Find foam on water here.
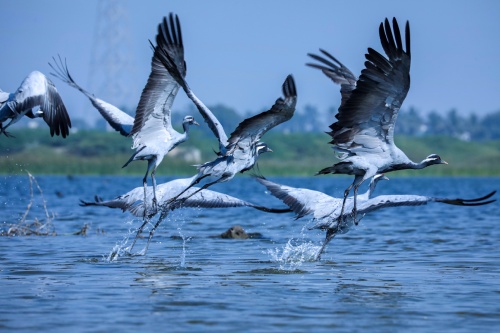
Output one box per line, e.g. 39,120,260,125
267,239,320,269
106,233,131,262
105,220,145,262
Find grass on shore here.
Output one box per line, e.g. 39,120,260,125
1,129,499,176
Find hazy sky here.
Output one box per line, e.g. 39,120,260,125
1,0,499,126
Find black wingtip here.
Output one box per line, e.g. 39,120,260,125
249,171,266,181
307,51,342,70
151,12,187,92
252,205,292,214
378,17,410,60
405,20,411,57
79,195,104,207
438,190,497,206
79,199,91,207
463,199,496,206
464,190,496,202
282,74,297,98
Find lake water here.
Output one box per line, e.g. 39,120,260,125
1,175,499,332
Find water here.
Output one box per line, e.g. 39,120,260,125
1,175,499,332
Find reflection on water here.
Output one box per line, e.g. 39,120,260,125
0,175,499,332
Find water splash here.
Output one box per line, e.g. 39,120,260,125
267,223,322,270
267,239,320,270
105,222,139,262
176,227,186,267
106,234,130,262
174,212,192,267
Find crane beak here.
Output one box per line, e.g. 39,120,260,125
193,121,200,126
441,160,448,165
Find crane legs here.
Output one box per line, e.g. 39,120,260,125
339,183,355,224
315,228,337,261
340,175,364,224
173,176,227,206
141,159,159,218
162,173,211,207
128,205,171,255
0,119,16,137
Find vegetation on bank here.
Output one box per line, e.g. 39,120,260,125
0,128,499,176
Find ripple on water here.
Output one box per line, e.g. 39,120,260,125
239,267,309,275
1,176,499,333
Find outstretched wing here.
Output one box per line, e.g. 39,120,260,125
129,13,184,146
255,176,339,220
326,18,411,155
0,90,9,103
49,56,134,136
152,14,229,153
11,71,71,137
79,186,144,212
226,75,297,152
307,49,357,108
357,191,496,215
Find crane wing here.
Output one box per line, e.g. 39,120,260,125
226,75,297,153
11,71,71,137
255,177,339,220
87,98,134,136
129,13,184,147
0,90,9,103
49,56,134,136
307,49,357,108
357,191,496,215
326,18,411,155
152,15,229,153
88,174,278,217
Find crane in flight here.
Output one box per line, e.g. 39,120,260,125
256,176,496,260
122,13,199,215
151,13,297,208
307,18,447,224
80,176,290,254
0,71,71,138
49,55,134,137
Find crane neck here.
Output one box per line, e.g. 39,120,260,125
182,121,191,134
385,160,424,172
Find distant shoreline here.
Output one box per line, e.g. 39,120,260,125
1,129,499,177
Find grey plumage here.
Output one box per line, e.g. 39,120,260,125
307,18,447,224
152,14,297,158
122,13,199,214
80,175,290,254
0,70,71,138
149,13,297,208
49,55,134,136
158,74,297,208
256,176,496,260
80,175,290,217
98,12,297,255
126,73,296,255
152,16,228,155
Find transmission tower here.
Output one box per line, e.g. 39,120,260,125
87,0,135,127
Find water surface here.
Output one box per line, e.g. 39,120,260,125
1,175,499,332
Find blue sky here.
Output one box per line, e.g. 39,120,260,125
1,0,499,126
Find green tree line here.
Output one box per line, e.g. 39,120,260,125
1,128,499,176
171,104,500,141
69,103,500,141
